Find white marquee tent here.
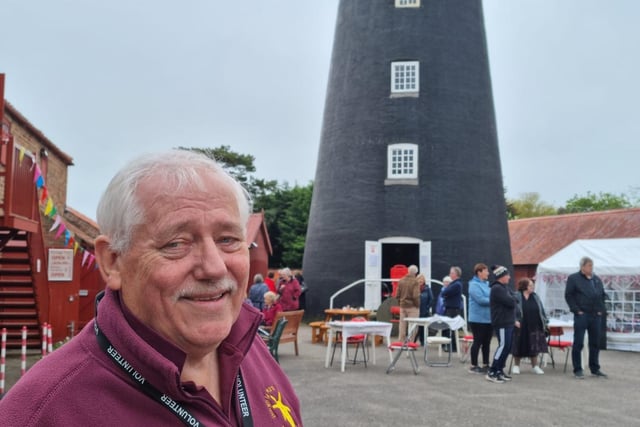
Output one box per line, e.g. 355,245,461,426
535,238,640,352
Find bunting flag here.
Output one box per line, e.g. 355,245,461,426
24,145,98,270
54,222,66,240
40,186,48,204
44,198,54,216
49,215,62,232
33,164,42,184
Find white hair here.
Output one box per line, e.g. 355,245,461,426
408,265,419,275
96,150,252,254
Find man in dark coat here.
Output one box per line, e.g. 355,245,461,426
565,256,607,379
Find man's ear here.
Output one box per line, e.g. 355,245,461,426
94,236,123,291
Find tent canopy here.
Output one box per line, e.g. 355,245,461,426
537,238,640,277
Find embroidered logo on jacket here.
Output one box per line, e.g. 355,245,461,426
264,386,296,427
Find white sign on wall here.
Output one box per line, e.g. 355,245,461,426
48,248,74,281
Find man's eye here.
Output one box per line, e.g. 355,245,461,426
218,237,243,251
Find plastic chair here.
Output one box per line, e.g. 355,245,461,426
425,320,452,366
267,317,288,363
547,326,572,373
330,316,368,367
387,323,420,374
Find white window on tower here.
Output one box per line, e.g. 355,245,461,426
386,143,418,185
391,61,419,97
395,0,420,8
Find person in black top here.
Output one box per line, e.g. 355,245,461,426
511,278,548,375
486,265,517,384
565,256,607,379
440,266,463,352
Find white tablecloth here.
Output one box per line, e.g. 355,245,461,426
404,316,467,362
324,321,393,372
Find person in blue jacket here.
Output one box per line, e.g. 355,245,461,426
440,266,464,352
467,263,492,374
416,273,433,345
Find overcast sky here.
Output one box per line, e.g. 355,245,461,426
2,1,638,221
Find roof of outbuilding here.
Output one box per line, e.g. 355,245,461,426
247,211,273,255
5,101,74,165
509,208,640,265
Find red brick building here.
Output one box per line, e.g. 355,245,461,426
1,74,103,346
509,208,640,283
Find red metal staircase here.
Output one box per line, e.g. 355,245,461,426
0,230,41,347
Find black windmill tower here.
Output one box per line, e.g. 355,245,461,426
303,0,512,316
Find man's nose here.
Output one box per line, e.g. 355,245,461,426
194,239,227,279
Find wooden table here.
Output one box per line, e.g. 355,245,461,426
324,308,372,322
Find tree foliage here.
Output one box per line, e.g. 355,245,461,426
178,146,311,268
561,191,632,214
508,192,557,219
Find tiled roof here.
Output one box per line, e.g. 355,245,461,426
4,101,74,165
509,208,640,265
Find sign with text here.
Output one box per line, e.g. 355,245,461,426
48,248,74,281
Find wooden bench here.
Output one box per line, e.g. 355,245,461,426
309,321,330,344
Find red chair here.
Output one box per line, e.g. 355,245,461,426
330,316,368,367
547,326,572,373
387,323,420,374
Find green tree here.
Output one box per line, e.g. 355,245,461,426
177,146,279,201
177,146,311,268
254,183,313,268
562,191,632,213
508,192,557,219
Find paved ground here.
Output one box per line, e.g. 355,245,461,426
3,325,640,426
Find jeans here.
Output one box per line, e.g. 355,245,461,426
572,313,601,374
489,326,514,375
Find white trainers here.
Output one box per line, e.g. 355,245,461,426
511,365,520,375
532,366,544,375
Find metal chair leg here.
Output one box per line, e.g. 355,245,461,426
386,348,404,374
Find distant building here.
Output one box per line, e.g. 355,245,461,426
509,208,640,281
303,1,512,316
1,74,103,346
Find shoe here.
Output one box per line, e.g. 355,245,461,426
574,371,585,379
532,366,545,375
468,366,483,374
485,372,505,384
591,370,608,378
511,365,520,375
499,372,512,381
481,366,489,373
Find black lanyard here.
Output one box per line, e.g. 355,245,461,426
94,291,254,427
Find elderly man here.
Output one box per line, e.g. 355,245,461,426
396,265,421,341
440,266,464,352
0,151,302,426
565,256,607,379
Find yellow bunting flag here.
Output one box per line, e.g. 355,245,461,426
19,147,25,164
44,198,54,216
